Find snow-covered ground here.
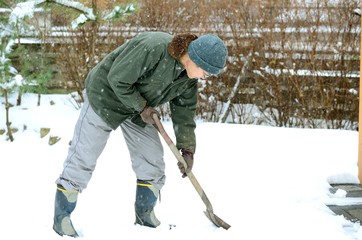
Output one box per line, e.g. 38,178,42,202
1,93,362,240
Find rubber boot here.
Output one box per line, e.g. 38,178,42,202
135,180,161,228
53,184,79,237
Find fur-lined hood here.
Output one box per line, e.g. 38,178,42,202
168,33,198,60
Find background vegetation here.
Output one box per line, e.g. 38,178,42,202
1,0,361,130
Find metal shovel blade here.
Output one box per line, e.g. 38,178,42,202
204,210,231,230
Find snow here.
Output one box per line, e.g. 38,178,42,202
9,0,134,31
103,4,136,20
1,0,361,237
259,67,360,78
71,14,89,29
1,93,362,239
0,74,23,89
9,1,36,24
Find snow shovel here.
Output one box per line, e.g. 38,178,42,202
152,114,231,230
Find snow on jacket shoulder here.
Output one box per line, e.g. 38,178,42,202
85,31,197,151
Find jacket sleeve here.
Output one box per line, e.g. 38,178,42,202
170,79,198,152
107,43,162,112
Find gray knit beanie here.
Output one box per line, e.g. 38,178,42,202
188,34,228,75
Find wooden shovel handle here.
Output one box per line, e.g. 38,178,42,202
152,114,214,212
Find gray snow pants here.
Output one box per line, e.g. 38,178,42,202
56,94,165,192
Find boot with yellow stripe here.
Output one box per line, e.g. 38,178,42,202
135,180,161,228
53,184,79,237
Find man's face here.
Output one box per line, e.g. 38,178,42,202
184,57,210,80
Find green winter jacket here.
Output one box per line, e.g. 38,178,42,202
85,32,197,151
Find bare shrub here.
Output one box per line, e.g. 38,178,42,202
43,0,360,130
50,23,128,102
208,0,359,129
46,1,133,103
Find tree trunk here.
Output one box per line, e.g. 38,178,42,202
16,90,22,106
4,89,14,141
37,93,41,106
